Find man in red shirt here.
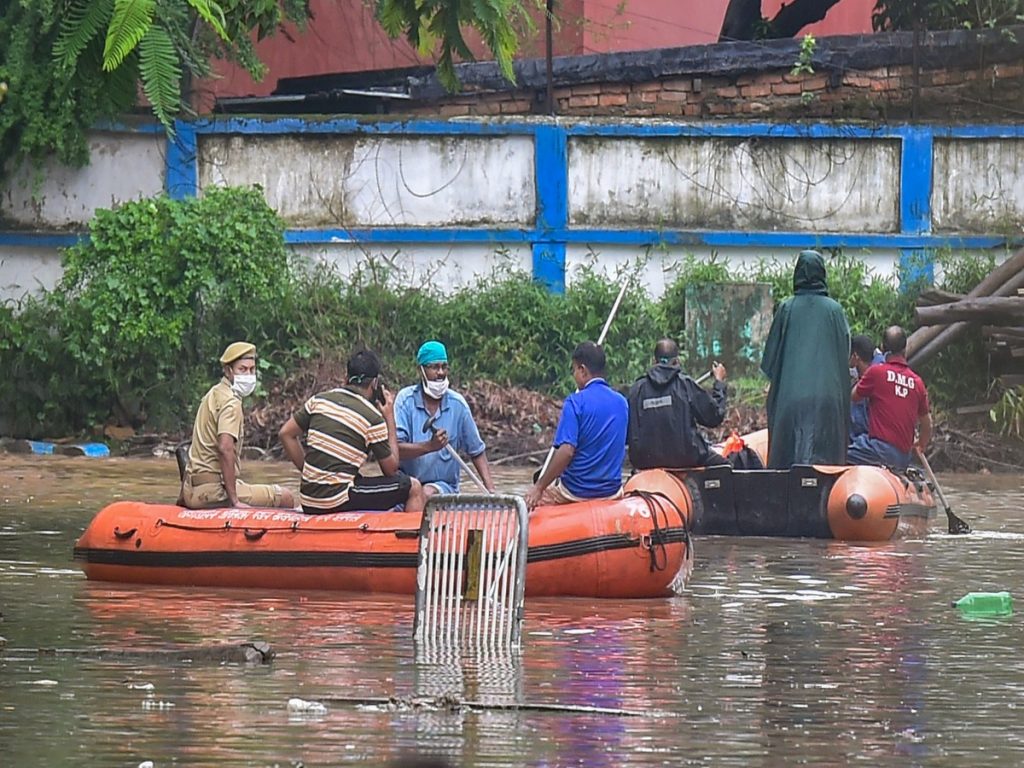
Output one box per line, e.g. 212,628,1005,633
848,326,932,470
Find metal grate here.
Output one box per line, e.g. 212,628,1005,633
413,494,528,651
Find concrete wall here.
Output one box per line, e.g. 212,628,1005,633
1,132,166,229
291,242,533,293
567,136,901,231
932,138,1024,234
3,118,1023,304
0,247,64,299
198,134,536,228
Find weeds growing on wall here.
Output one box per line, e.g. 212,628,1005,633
0,187,1008,437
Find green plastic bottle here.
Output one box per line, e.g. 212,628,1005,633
952,591,1014,616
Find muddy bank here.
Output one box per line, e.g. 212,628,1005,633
5,369,1019,472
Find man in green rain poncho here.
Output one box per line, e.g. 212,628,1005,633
760,250,851,468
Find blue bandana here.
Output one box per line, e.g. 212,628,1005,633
416,340,448,366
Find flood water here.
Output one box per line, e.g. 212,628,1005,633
2,455,1023,766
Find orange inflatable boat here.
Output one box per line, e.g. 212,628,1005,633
73,470,691,598
625,429,936,542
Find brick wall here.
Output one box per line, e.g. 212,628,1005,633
405,60,1024,121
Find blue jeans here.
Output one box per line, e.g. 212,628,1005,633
847,434,912,471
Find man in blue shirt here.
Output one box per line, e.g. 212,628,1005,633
524,341,628,510
395,340,495,498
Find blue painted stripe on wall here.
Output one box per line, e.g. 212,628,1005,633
285,229,535,244
899,248,936,287
277,228,1014,250
0,233,83,247
900,128,934,235
532,243,568,292
2,228,1014,252
80,118,1024,141
533,124,569,292
191,117,542,136
166,121,199,199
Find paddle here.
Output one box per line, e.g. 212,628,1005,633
535,275,632,481
915,447,970,535
423,411,491,494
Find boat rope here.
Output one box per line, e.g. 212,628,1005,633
625,490,689,572
153,518,420,538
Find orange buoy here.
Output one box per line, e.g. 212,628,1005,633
826,465,902,541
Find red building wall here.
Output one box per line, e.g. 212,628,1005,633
199,0,876,105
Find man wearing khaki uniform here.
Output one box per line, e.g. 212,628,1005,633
180,342,294,509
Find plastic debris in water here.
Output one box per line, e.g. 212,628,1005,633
139,761,155,768
287,697,327,715
952,591,1013,617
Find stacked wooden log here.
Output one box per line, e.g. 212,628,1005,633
907,247,1024,368
913,247,1024,370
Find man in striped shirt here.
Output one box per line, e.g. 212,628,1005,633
278,350,426,514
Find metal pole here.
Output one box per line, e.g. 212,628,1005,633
545,0,555,115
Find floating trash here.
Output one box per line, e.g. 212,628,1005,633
287,697,327,715
953,591,1013,617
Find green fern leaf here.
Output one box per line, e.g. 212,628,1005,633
185,0,229,40
54,0,115,68
137,25,182,129
103,0,156,72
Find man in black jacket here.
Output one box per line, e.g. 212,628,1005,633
627,338,728,470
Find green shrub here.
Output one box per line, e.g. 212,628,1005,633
0,186,294,435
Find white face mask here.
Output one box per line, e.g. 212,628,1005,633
421,368,449,400
849,367,859,380
231,373,257,398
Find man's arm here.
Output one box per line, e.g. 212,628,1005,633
524,444,575,510
398,430,449,460
216,433,245,507
916,412,933,453
278,417,306,471
459,408,494,492
471,450,496,493
851,366,875,403
691,363,728,427
377,388,402,476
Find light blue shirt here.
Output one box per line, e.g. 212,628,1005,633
394,385,486,493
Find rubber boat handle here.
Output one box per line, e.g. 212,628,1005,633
113,527,137,540
244,528,268,541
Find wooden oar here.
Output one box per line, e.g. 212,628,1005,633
423,412,490,494
915,448,970,535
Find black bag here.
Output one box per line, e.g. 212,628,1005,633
728,446,764,470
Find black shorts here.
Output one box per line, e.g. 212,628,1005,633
302,472,412,514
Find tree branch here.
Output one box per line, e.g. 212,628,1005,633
769,0,845,38
719,0,763,41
